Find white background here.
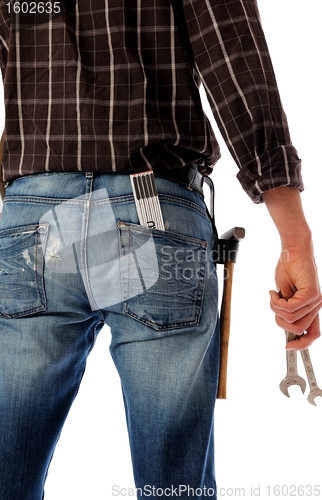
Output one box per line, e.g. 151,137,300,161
1,1,321,498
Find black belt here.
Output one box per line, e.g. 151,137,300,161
155,164,203,194
155,164,214,220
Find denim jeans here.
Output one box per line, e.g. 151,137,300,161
0,171,220,499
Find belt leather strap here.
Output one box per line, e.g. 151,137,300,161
155,164,204,196
155,164,215,226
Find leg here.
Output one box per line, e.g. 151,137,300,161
107,176,219,499
0,174,104,499
110,319,219,499
0,312,100,499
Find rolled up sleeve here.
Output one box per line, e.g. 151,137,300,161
182,0,304,202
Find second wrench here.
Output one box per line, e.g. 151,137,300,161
300,348,322,406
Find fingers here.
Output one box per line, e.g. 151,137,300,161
269,289,322,349
285,316,321,351
270,288,322,313
269,289,322,331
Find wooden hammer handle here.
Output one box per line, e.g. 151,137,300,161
217,260,234,399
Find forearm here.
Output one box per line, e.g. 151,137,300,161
262,186,312,251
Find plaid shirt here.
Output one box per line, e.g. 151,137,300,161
0,0,303,202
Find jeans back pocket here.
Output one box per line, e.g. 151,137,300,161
118,222,207,332
0,224,48,318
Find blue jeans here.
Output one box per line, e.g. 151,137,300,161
0,172,220,499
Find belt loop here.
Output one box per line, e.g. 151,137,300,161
187,163,198,191
187,163,204,195
203,176,214,221
85,171,94,196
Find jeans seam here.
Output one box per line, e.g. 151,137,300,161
4,196,87,206
80,177,101,312
159,194,209,219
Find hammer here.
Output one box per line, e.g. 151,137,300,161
216,227,245,399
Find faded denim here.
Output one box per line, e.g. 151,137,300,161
0,171,220,499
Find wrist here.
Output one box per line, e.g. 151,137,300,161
280,224,312,253
262,186,312,251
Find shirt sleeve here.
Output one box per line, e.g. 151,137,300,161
181,0,303,203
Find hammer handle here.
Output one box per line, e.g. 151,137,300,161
217,260,234,399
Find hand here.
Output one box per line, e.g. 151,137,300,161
262,186,322,351
269,245,322,350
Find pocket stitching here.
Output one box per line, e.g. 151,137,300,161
0,224,49,319
118,222,207,332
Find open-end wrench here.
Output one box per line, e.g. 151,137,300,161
300,348,322,406
279,331,306,397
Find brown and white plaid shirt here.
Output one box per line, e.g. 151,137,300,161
0,0,303,202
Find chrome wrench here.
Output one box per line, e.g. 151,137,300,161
279,331,306,397
300,348,322,406
278,288,321,405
